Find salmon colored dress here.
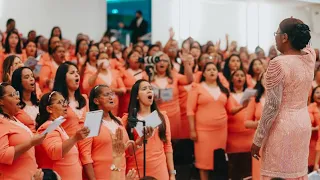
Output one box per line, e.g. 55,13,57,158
308,103,320,166
62,95,89,137
148,72,191,139
122,112,173,180
36,121,83,180
178,71,202,139
253,47,316,179
226,92,255,153
15,109,37,133
78,119,129,180
39,58,59,94
82,64,125,116
118,68,144,117
187,83,228,170
247,97,265,180
0,116,37,179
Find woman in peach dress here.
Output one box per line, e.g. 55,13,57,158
251,18,316,179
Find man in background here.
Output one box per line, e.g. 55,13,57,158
118,10,148,44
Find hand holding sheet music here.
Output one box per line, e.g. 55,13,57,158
41,116,65,135
84,110,104,137
135,110,162,137
240,89,257,105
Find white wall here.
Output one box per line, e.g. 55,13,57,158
0,0,107,42
152,0,320,53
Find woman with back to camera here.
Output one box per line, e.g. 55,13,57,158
122,79,175,180
0,83,46,179
251,18,315,179
35,91,89,180
11,67,39,133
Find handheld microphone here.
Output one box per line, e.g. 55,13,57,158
138,56,160,64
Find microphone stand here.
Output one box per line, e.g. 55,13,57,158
129,117,147,178
145,65,153,83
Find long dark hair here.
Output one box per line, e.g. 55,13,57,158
53,62,86,109
2,55,20,83
4,31,22,54
89,84,121,125
50,26,63,40
311,86,320,103
127,79,167,142
223,54,243,81
75,39,87,56
0,83,11,118
36,92,60,130
11,67,39,109
200,62,229,97
247,59,263,77
229,69,248,93
254,73,265,103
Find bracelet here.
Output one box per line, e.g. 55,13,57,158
110,164,121,172
169,170,176,175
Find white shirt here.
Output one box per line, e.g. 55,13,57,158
137,17,143,27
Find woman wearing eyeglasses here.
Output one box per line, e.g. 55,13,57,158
79,85,130,180
123,79,175,180
53,62,88,137
35,91,90,180
11,67,39,133
147,51,193,139
0,83,46,179
82,44,126,116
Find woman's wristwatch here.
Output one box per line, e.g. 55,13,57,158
169,170,176,175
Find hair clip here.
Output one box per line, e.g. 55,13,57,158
48,91,56,103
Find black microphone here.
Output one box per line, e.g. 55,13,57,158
128,108,138,128
138,56,160,64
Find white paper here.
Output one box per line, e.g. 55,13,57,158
240,89,257,105
308,171,320,180
134,110,162,137
42,116,65,135
160,88,173,102
84,110,103,137
24,57,38,67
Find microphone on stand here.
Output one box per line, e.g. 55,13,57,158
128,108,138,128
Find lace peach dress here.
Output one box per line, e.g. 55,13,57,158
253,47,316,179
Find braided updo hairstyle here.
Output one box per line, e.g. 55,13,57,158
279,18,311,50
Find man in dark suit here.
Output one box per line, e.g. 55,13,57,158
119,10,148,44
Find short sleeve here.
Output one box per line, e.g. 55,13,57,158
265,58,285,90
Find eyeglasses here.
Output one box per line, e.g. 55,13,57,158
2,91,20,98
52,99,69,106
99,92,115,98
274,32,284,36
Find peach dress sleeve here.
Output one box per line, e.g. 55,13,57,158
0,118,37,179
36,121,82,180
124,111,172,180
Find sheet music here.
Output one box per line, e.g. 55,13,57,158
84,110,104,137
135,110,162,137
240,89,257,105
41,116,65,135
